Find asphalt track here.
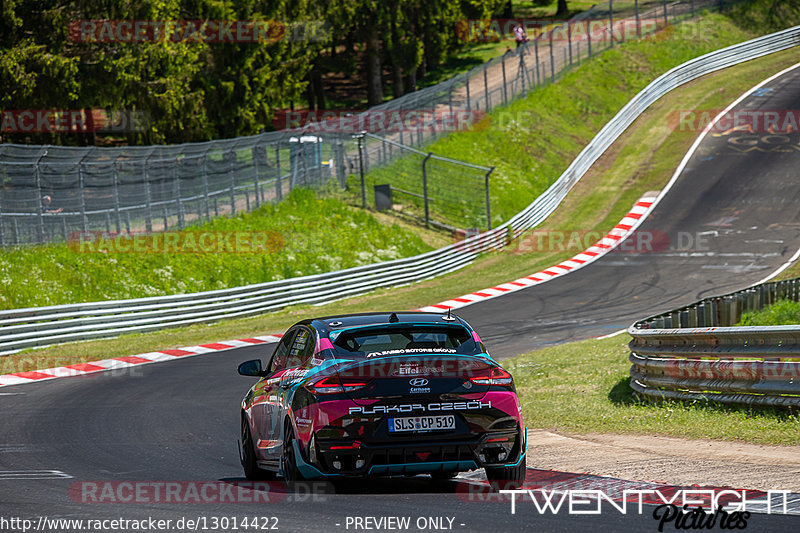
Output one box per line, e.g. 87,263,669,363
2,65,800,532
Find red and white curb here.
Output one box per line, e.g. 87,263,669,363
0,335,282,388
0,196,656,389
418,195,658,313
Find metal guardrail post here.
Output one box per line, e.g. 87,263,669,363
422,153,432,228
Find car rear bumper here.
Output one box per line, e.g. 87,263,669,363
294,426,526,479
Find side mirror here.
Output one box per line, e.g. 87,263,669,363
238,359,264,377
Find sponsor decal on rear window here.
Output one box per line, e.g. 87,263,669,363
365,348,457,358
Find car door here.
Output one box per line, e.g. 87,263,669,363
251,329,297,460
273,327,316,444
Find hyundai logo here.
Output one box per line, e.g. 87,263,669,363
409,378,429,387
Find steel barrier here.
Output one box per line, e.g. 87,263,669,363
629,278,800,407
2,25,800,354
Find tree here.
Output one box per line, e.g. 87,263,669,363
556,0,569,18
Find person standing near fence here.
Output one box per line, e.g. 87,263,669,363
42,195,62,213
513,24,528,49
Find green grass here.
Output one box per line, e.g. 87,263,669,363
0,189,436,309
507,335,800,445
739,299,800,326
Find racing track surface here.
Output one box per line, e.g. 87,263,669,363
2,65,800,532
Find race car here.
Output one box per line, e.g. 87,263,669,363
237,311,526,482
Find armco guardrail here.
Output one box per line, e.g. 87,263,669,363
2,25,799,354
629,278,800,407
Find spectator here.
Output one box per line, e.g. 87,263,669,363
513,24,528,49
42,195,62,213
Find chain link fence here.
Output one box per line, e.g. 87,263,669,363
0,0,735,245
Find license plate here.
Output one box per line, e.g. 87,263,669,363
388,415,456,433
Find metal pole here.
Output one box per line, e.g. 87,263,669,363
144,153,153,232
609,0,614,48
567,22,572,65
549,28,555,82
501,54,508,103
356,132,366,209
663,0,668,25
635,0,640,38
229,150,235,214
519,50,527,95
275,145,282,202
483,64,489,110
78,161,88,233
465,74,471,110
34,156,45,243
422,153,432,228
485,167,494,231
587,20,592,57
691,0,695,17
534,36,540,86
112,161,121,233
201,153,210,220
253,145,261,208
175,159,184,229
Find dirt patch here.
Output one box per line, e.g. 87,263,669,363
526,429,800,491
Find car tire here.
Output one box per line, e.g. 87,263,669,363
484,461,526,483
241,418,274,481
281,422,304,483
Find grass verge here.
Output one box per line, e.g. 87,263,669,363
739,299,800,326
0,189,439,309
3,45,799,374
507,334,800,446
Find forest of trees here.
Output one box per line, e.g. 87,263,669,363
0,0,517,145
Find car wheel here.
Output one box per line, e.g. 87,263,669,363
484,461,526,483
281,422,304,483
241,418,274,481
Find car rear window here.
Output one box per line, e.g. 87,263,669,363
328,325,480,358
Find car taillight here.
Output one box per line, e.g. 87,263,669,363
469,367,514,387
307,375,368,395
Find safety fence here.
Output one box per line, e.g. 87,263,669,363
629,278,800,407
0,0,733,245
1,24,798,354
